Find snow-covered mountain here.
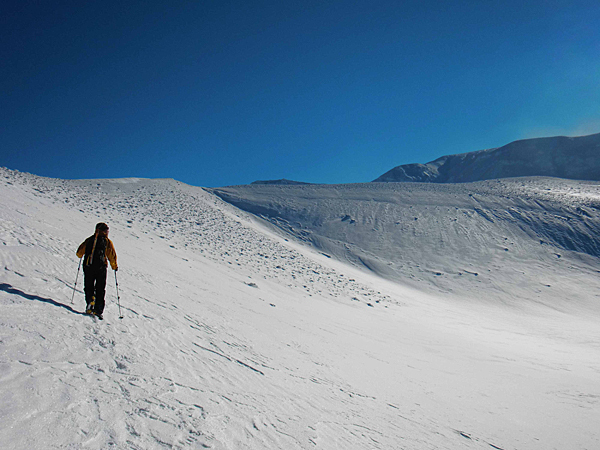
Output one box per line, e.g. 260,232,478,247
2,167,599,450
374,132,600,183
251,179,313,186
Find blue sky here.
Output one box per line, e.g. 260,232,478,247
2,1,599,187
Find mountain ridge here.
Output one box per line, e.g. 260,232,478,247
250,178,313,186
374,132,600,183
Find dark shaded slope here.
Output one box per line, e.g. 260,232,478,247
251,179,313,185
374,133,600,183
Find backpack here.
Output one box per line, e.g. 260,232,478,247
84,235,108,268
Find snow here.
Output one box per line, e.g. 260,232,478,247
1,167,599,449
212,178,600,313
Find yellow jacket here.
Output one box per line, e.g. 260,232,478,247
76,234,118,270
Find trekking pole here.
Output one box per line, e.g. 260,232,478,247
115,271,123,319
71,258,82,304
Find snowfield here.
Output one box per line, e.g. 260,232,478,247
212,179,600,312
1,167,599,450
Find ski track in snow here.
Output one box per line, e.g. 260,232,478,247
1,167,599,450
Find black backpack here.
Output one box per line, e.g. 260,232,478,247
84,235,107,268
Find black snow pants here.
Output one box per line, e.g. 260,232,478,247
84,265,107,314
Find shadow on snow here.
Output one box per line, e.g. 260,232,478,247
0,283,85,315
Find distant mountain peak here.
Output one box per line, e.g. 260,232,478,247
374,132,600,183
251,178,312,185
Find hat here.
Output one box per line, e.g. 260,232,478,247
95,222,109,231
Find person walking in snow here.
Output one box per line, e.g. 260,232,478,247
76,222,118,319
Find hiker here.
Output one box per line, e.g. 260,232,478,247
76,222,118,319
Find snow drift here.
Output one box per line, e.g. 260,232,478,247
1,167,599,450
212,178,600,312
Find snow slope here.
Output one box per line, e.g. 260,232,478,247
1,167,599,450
212,179,600,312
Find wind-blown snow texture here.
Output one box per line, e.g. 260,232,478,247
213,179,600,311
374,132,600,183
1,167,599,450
